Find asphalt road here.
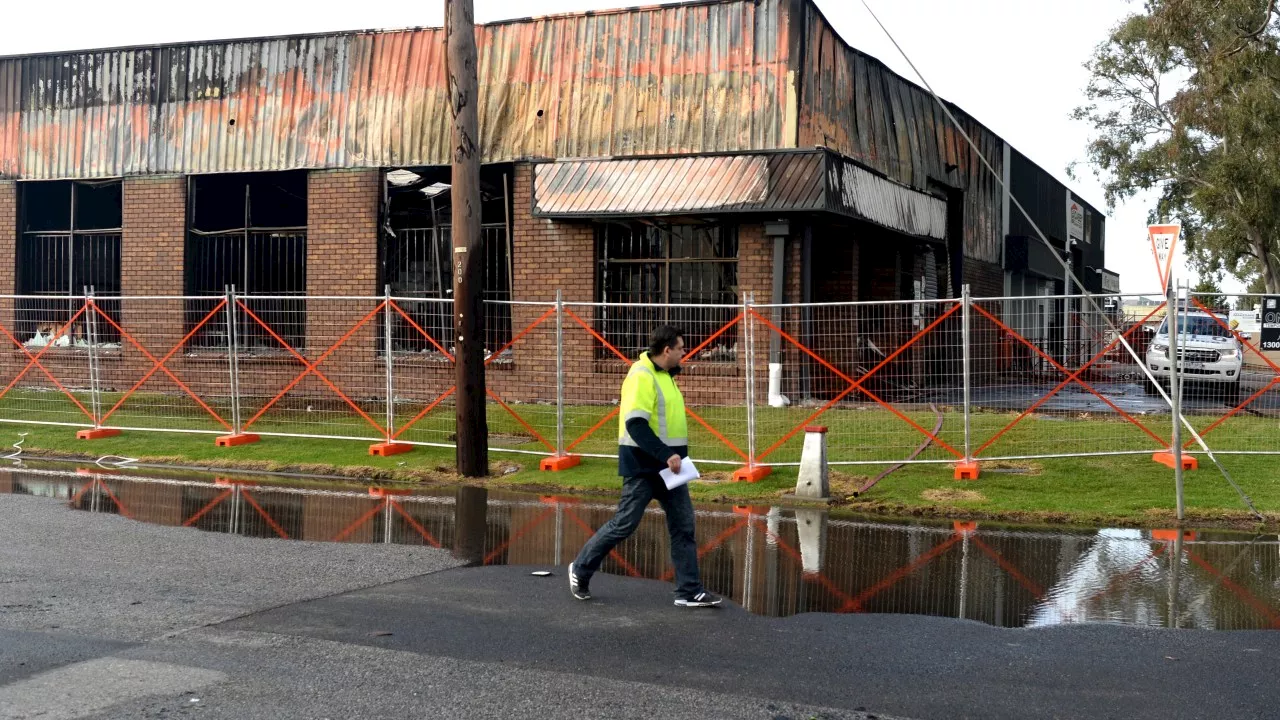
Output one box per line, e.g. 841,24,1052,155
3,493,1278,719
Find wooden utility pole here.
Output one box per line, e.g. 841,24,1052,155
447,0,488,477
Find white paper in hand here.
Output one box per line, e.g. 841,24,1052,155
659,457,700,490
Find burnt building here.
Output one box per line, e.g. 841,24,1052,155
0,0,1114,408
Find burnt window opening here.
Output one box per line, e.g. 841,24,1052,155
16,179,122,348
595,221,739,361
379,166,513,360
184,171,308,352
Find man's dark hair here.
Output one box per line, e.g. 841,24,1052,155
648,325,685,357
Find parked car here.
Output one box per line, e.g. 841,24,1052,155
1143,308,1243,399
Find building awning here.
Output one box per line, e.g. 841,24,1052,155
532,149,948,241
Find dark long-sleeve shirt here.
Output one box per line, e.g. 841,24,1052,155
618,417,689,477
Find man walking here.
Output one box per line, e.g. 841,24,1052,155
568,325,722,607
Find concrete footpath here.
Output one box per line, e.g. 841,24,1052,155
2,494,1278,720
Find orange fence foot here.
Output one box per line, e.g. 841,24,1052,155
1151,529,1197,542
216,434,261,447
540,455,582,471
953,461,980,480
1152,451,1198,471
369,442,413,457
76,428,121,440
732,465,772,483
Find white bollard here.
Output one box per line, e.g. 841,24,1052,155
795,425,829,499
767,362,790,407
794,508,828,576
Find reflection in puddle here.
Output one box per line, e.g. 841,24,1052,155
4,465,1278,630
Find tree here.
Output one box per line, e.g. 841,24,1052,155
1191,274,1223,295
1072,0,1280,292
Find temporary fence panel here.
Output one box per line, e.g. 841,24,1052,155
1181,293,1280,456
559,300,750,468
750,298,967,469
967,293,1173,461
236,296,390,443
93,296,235,435
0,295,97,429
478,300,560,459
5,290,1280,475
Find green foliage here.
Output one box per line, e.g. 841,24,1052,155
1073,0,1280,292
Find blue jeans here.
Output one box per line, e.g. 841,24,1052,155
572,473,703,599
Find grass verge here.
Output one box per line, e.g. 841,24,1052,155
5,421,1277,530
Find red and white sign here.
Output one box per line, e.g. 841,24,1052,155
1147,223,1181,290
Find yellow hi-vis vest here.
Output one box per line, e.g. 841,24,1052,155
618,351,688,448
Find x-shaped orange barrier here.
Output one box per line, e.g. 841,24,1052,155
70,475,131,518
330,488,441,546
1179,298,1280,450
389,303,557,452
181,480,289,539
557,308,750,461
0,303,95,422
89,299,233,431
1184,547,1280,629
482,496,640,577
749,304,966,463
238,300,390,437
970,303,1170,456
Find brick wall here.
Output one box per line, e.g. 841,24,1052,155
307,169,380,300
0,181,14,297
291,170,383,427
122,177,185,297
117,176,186,385
0,182,14,384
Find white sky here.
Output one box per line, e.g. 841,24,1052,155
0,0,1225,296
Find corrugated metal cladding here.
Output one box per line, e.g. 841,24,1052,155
1009,148,1067,243
534,148,946,240
533,151,824,216
793,3,1004,264
824,153,946,240
0,0,794,179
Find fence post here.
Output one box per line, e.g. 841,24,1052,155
371,286,412,457
215,286,259,447
556,290,565,458
75,286,120,440
540,290,580,471
85,287,100,427
955,285,979,480
1170,281,1185,521
734,293,771,482
385,286,395,441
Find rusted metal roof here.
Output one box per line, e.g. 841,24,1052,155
0,0,794,180
533,152,823,217
534,149,946,240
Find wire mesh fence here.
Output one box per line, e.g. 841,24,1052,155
967,292,1171,461
1179,292,1280,456
5,288,1280,472
750,298,967,468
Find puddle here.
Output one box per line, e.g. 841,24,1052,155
4,463,1278,630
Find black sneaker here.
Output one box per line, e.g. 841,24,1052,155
675,591,722,607
568,563,591,600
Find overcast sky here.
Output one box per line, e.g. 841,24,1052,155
0,0,1223,296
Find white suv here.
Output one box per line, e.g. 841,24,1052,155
1144,309,1243,399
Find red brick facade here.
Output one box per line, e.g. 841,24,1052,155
122,177,186,297
0,181,14,297
0,161,997,450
